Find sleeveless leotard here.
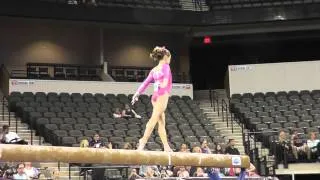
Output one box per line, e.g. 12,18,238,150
136,63,172,102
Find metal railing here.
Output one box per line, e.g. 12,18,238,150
244,131,279,174
68,164,130,180
209,89,219,115
0,65,17,133
221,99,233,133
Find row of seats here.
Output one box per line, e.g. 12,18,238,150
230,90,320,150
46,125,222,148
98,0,181,10
27,66,101,81
206,0,318,10
8,92,225,150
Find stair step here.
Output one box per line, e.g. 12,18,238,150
59,171,80,176
216,129,242,133
39,162,70,167
0,122,28,126
215,128,242,132
57,176,83,180
214,125,241,129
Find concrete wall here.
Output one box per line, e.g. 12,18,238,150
0,17,189,74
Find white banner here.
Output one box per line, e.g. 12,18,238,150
9,79,193,99
229,60,320,96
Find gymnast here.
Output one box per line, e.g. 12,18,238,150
131,46,172,152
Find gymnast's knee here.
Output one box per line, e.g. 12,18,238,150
145,116,160,129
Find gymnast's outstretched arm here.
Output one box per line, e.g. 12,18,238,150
132,71,153,104
137,71,153,94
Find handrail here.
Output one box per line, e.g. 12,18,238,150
243,130,285,171
212,90,219,115
209,89,213,108
2,96,5,122
221,99,231,132
0,64,11,96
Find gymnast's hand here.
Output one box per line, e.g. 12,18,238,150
131,93,139,105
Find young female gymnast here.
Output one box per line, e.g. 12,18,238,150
131,46,172,152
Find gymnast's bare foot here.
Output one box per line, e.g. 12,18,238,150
164,145,173,152
137,139,146,151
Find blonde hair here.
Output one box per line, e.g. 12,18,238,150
192,146,202,153
80,139,89,148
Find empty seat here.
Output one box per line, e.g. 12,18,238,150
289,105,300,111
53,130,68,145
65,102,77,108
264,106,275,112
301,105,312,111
296,110,309,117
44,112,56,118
182,130,195,137
71,112,83,118
109,136,124,143
274,116,287,124
311,121,320,128
257,101,268,107
127,129,141,136
83,130,97,137
49,107,62,113
50,117,63,124
124,136,139,144
288,116,300,123
270,123,282,130
60,124,73,131
261,117,274,124
270,111,282,118
69,130,83,138
311,110,320,116
76,107,88,113
88,124,101,131
283,111,295,117
35,117,49,132
90,117,102,124
171,136,184,143
78,102,89,108
97,129,111,136
113,130,126,137
291,100,303,107
185,136,198,143
61,136,77,146
248,117,261,127
297,122,310,129
37,107,48,113
57,112,70,118
74,124,87,131
301,115,313,123
251,107,263,113
256,123,268,131
277,106,288,112
63,107,74,113
284,122,296,130
115,123,128,130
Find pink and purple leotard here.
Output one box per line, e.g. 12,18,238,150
136,63,172,102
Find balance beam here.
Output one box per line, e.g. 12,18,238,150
0,145,250,168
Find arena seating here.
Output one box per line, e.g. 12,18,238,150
230,90,320,154
25,63,102,81
206,0,318,10
8,92,224,150
98,0,182,10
